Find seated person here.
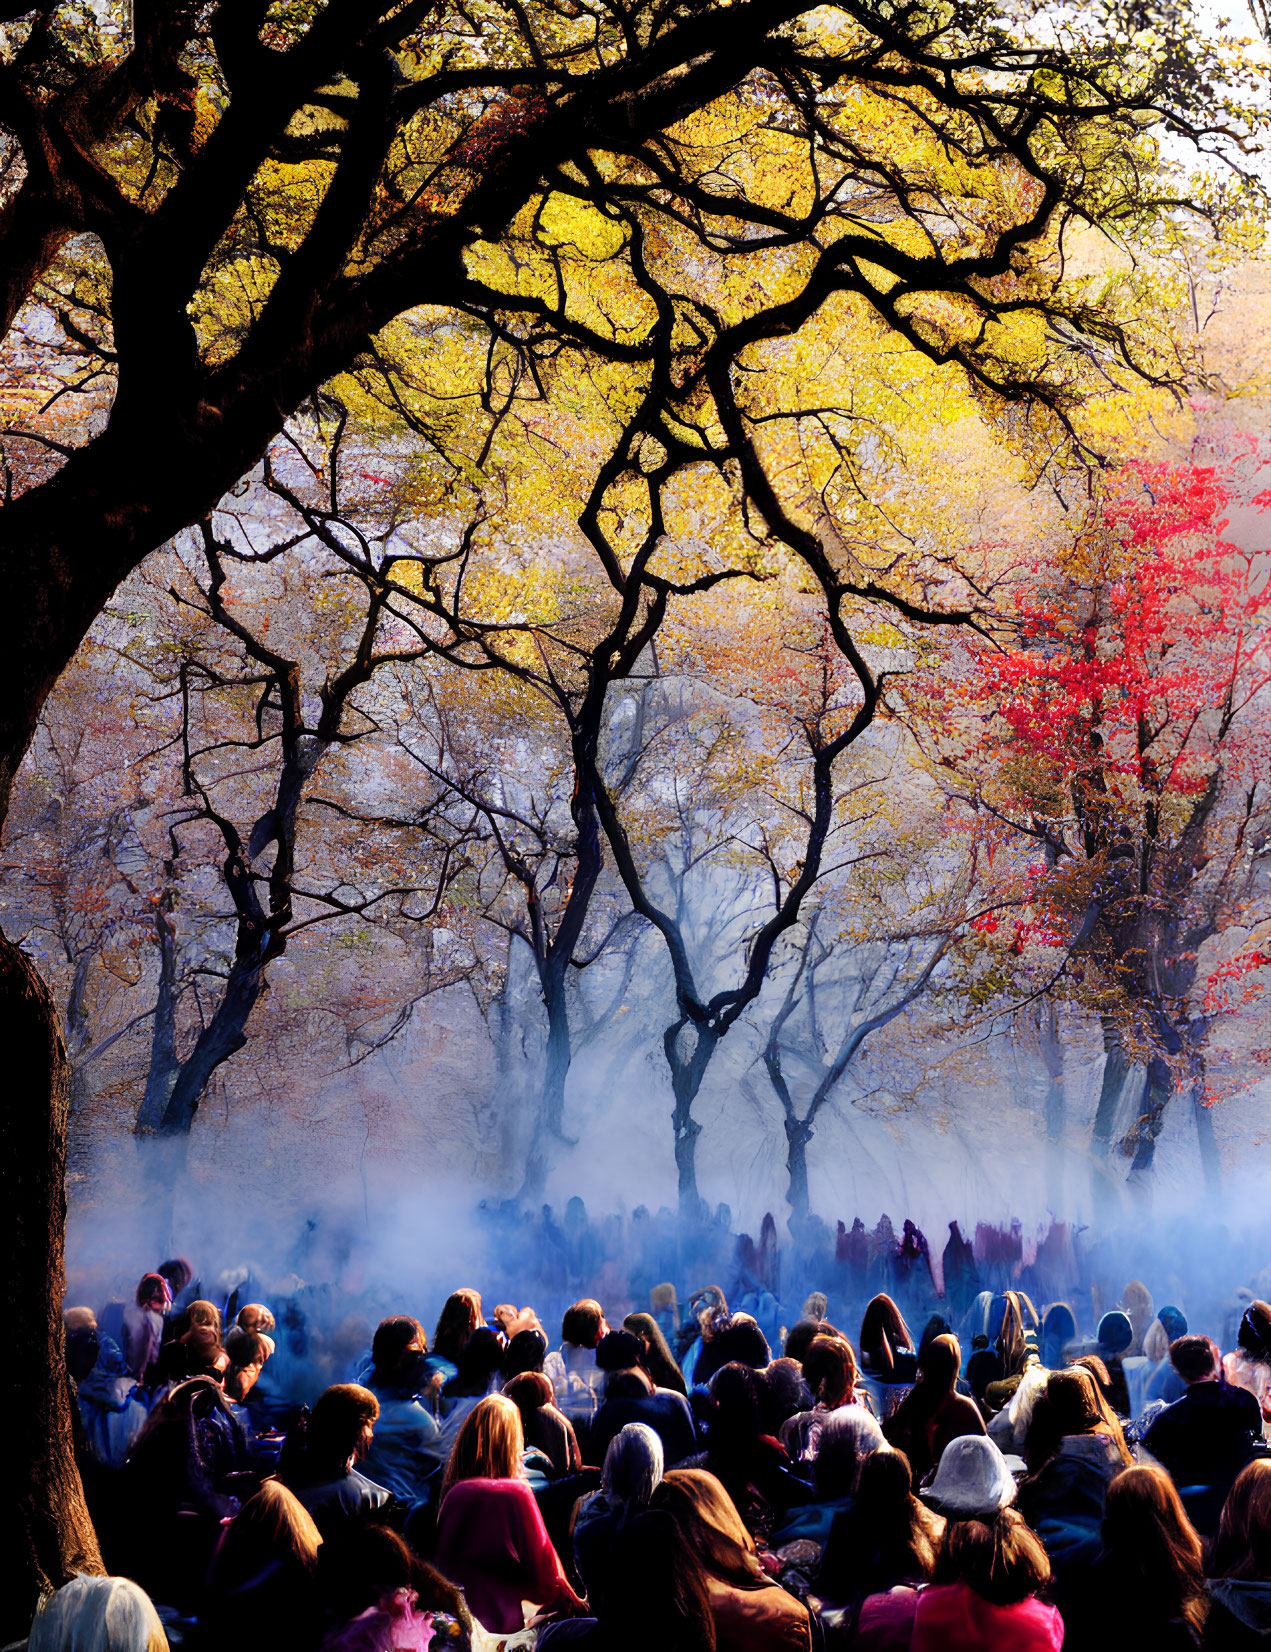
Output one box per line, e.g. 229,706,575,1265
1143,1334,1264,1537
281,1383,392,1534
543,1299,609,1423
588,1363,697,1467
504,1370,582,1477
360,1315,445,1506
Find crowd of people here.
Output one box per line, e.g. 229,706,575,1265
28,1218,1271,1651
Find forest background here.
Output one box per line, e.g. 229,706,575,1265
2,0,1271,1623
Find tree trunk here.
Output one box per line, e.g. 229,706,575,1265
154,949,269,1135
1090,1017,1132,1215
1041,1004,1065,1214
0,935,103,1641
135,888,180,1132
785,1117,813,1223
540,959,573,1145
666,1020,716,1222
1125,1053,1174,1194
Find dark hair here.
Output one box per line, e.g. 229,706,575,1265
599,1511,716,1652
816,1448,938,1600
712,1317,771,1369
135,1272,168,1308
503,1328,548,1379
605,1369,655,1402
597,1330,645,1372
936,1508,1050,1605
1211,1459,1271,1581
432,1290,482,1365
1237,1301,1271,1363
307,1384,379,1472
783,1319,826,1365
319,1523,469,1630
624,1312,687,1396
1170,1335,1219,1384
444,1326,504,1398
562,1299,605,1348
370,1315,425,1384
860,1295,913,1376
157,1259,192,1296
226,1331,267,1371
1101,1465,1207,1638
503,1370,554,1415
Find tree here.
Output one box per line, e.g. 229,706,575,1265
1,0,1261,1623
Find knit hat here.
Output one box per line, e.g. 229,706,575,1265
1158,1306,1188,1342
921,1434,1017,1519
1097,1311,1133,1354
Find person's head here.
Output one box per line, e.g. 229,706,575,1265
28,1575,168,1652
441,1391,523,1499
1211,1459,1271,1582
623,1311,682,1383
655,1467,768,1588
432,1289,482,1361
1028,1365,1132,1470
224,1330,268,1402
308,1383,379,1474
597,1329,645,1374
816,1405,886,1498
762,1357,808,1427
318,1522,468,1632
783,1318,828,1365
561,1298,606,1350
1097,1310,1133,1356
1143,1317,1171,1364
1101,1465,1207,1634
1237,1301,1271,1364
803,1332,859,1409
861,1294,913,1358
213,1479,322,1586
502,1369,555,1426
935,1508,1050,1605
448,1325,504,1395
853,1448,939,1576
917,1333,961,1395
135,1273,171,1313
1170,1334,1221,1385
1040,1302,1076,1367
503,1327,549,1379
64,1308,101,1381
185,1299,222,1336
922,1434,1016,1520
370,1315,427,1388
802,1292,828,1323
601,1421,665,1511
157,1258,193,1299
605,1368,655,1402
1158,1305,1188,1343
707,1361,764,1448
234,1302,275,1336
997,1293,1036,1377
712,1314,771,1369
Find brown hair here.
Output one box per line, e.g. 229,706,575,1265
186,1300,222,1334
308,1384,379,1473
1170,1334,1220,1384
562,1299,605,1348
803,1333,860,1409
1211,1459,1271,1582
655,1468,769,1589
937,1508,1050,1605
432,1290,482,1364
215,1479,322,1584
860,1295,914,1370
1102,1465,1208,1638
1027,1367,1132,1472
440,1392,524,1500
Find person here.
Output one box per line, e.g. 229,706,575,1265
910,1506,1063,1651
437,1326,505,1441
504,1370,583,1477
1017,1367,1131,1613
860,1295,917,1384
1224,1302,1271,1430
780,1333,867,1462
426,1289,483,1386
589,1364,697,1467
1146,1316,1190,1409
572,1421,665,1611
1144,1335,1265,1536
1204,1459,1271,1649
1093,1310,1134,1416
1075,1465,1209,1649
704,1361,803,1539
202,1478,326,1647
432,1392,585,1632
283,1383,393,1533
624,1310,688,1395
226,1302,276,1352
771,1403,885,1547
817,1446,942,1629
1123,1279,1156,1357
982,1291,1040,1415
504,1326,550,1379
920,1433,1017,1522
360,1315,444,1506
27,1575,169,1652
153,1299,229,1387
884,1333,986,1486
544,1299,609,1423
76,1330,148,1470
318,1523,473,1652
1039,1303,1077,1373
655,1467,813,1650
121,1273,171,1383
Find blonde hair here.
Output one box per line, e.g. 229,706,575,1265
185,1300,222,1334
657,1468,769,1588
220,1479,322,1576
29,1575,168,1652
1144,1318,1172,1364
441,1392,524,1500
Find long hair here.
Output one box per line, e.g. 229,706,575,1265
893,1333,961,1428
936,1508,1050,1606
29,1575,168,1652
817,1448,939,1601
432,1289,482,1364
803,1333,860,1408
306,1384,379,1477
211,1480,322,1588
601,1421,665,1516
624,1311,687,1395
440,1391,523,1500
1026,1367,1131,1472
370,1315,425,1384
996,1293,1036,1378
599,1512,716,1652
1211,1459,1271,1581
860,1295,913,1369
185,1300,222,1335
655,1468,769,1589
1101,1465,1208,1638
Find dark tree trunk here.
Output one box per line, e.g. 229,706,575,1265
135,888,180,1132
785,1117,813,1222
1041,1004,1065,1213
1090,1017,1133,1213
0,935,103,1641
666,1020,717,1221
156,951,268,1135
541,958,573,1145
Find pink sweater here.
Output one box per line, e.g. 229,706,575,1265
911,1583,1063,1652
433,1477,582,1633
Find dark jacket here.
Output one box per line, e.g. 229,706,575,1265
1204,1581,1271,1648
1143,1381,1263,1533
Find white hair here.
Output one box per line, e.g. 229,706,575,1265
600,1421,664,1510
29,1575,168,1652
